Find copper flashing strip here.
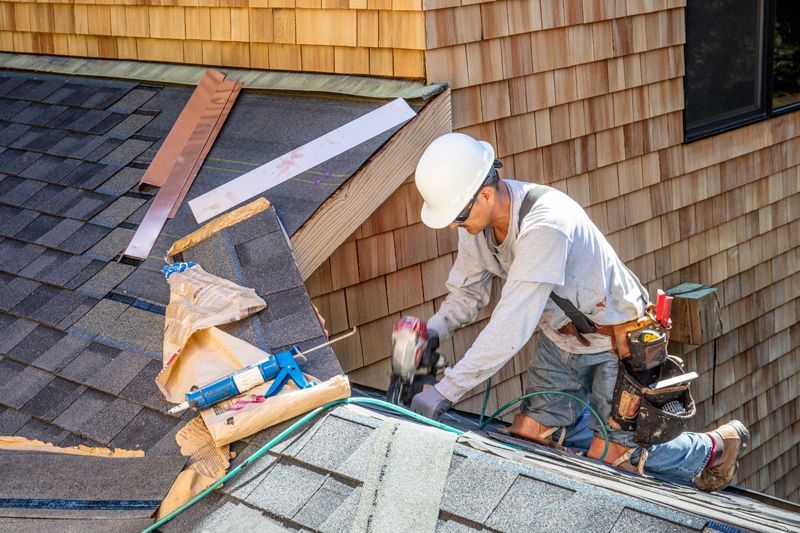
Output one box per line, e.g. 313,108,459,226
123,79,237,260
137,70,225,189
168,81,242,218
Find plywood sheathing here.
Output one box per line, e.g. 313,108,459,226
0,2,427,78
306,0,800,501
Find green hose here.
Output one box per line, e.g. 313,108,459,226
477,390,609,461
144,393,608,532
143,397,463,532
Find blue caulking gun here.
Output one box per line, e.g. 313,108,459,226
167,327,356,415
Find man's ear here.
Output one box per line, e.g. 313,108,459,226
480,186,495,205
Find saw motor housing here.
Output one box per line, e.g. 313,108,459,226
386,316,444,406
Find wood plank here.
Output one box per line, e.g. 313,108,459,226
311,289,349,335
330,240,359,290
378,11,424,49
360,188,407,238
393,49,425,78
345,276,389,326
292,89,451,280
394,222,438,269
386,264,424,314
369,48,393,77
421,254,453,301
357,232,397,281
268,43,301,70
301,44,334,72
295,9,356,47
334,46,369,75
359,313,401,366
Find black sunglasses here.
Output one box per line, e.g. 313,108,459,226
453,174,490,223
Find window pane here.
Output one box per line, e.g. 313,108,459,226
685,0,765,136
773,0,800,109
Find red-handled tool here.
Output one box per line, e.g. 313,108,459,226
655,289,672,328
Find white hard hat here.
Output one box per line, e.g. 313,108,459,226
414,133,495,229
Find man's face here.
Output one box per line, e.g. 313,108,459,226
449,187,491,234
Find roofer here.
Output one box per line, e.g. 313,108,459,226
407,132,749,491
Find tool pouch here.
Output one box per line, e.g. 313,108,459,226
609,355,696,446
610,312,669,371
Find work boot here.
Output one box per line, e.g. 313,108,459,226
587,436,646,475
693,420,749,492
508,413,565,446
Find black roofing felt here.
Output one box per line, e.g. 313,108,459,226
0,68,390,529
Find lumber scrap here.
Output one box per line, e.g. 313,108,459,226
292,88,452,280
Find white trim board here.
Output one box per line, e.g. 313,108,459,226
188,97,417,224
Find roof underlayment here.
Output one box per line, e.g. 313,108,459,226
0,64,797,533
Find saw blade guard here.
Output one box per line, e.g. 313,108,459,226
391,316,429,379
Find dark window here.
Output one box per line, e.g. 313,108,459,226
684,1,800,141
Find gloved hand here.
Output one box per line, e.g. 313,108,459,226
410,385,452,420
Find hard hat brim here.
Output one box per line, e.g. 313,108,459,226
420,201,460,229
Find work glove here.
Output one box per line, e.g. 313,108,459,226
410,385,452,421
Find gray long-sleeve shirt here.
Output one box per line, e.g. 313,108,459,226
429,180,646,403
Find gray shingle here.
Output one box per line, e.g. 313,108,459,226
485,476,576,532
318,486,361,533
80,396,141,444
13,214,61,243
0,240,45,273
0,122,29,145
32,333,91,372
90,196,146,228
227,208,282,246
17,249,70,281
236,230,303,297
0,98,29,120
611,508,697,533
83,137,122,162
18,153,82,183
61,161,119,190
63,260,105,290
59,341,120,383
0,365,53,409
10,127,67,153
114,266,170,306
13,102,68,126
29,289,90,327
62,192,115,220
48,131,109,159
100,138,153,167
0,148,42,176
35,218,84,247
0,317,38,354
0,209,38,236
109,408,181,452
0,180,45,207
85,349,150,395
7,325,66,364
96,167,144,196
436,519,486,532
106,113,154,140
22,377,85,421
101,305,163,355
0,357,27,389
15,417,69,445
119,360,174,414
259,287,325,352
78,261,135,298
107,88,159,114
222,451,279,501
39,254,93,286
292,477,354,530
51,388,112,433
0,278,40,312
86,227,135,261
440,454,519,524
244,460,327,518
0,407,31,435
194,500,295,533
6,79,63,101
12,284,61,319
291,415,374,472
70,298,130,337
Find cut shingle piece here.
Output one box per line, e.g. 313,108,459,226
18,153,82,183
7,325,67,364
0,365,53,409
57,223,111,254
13,102,68,126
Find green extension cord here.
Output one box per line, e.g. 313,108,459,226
144,393,608,532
